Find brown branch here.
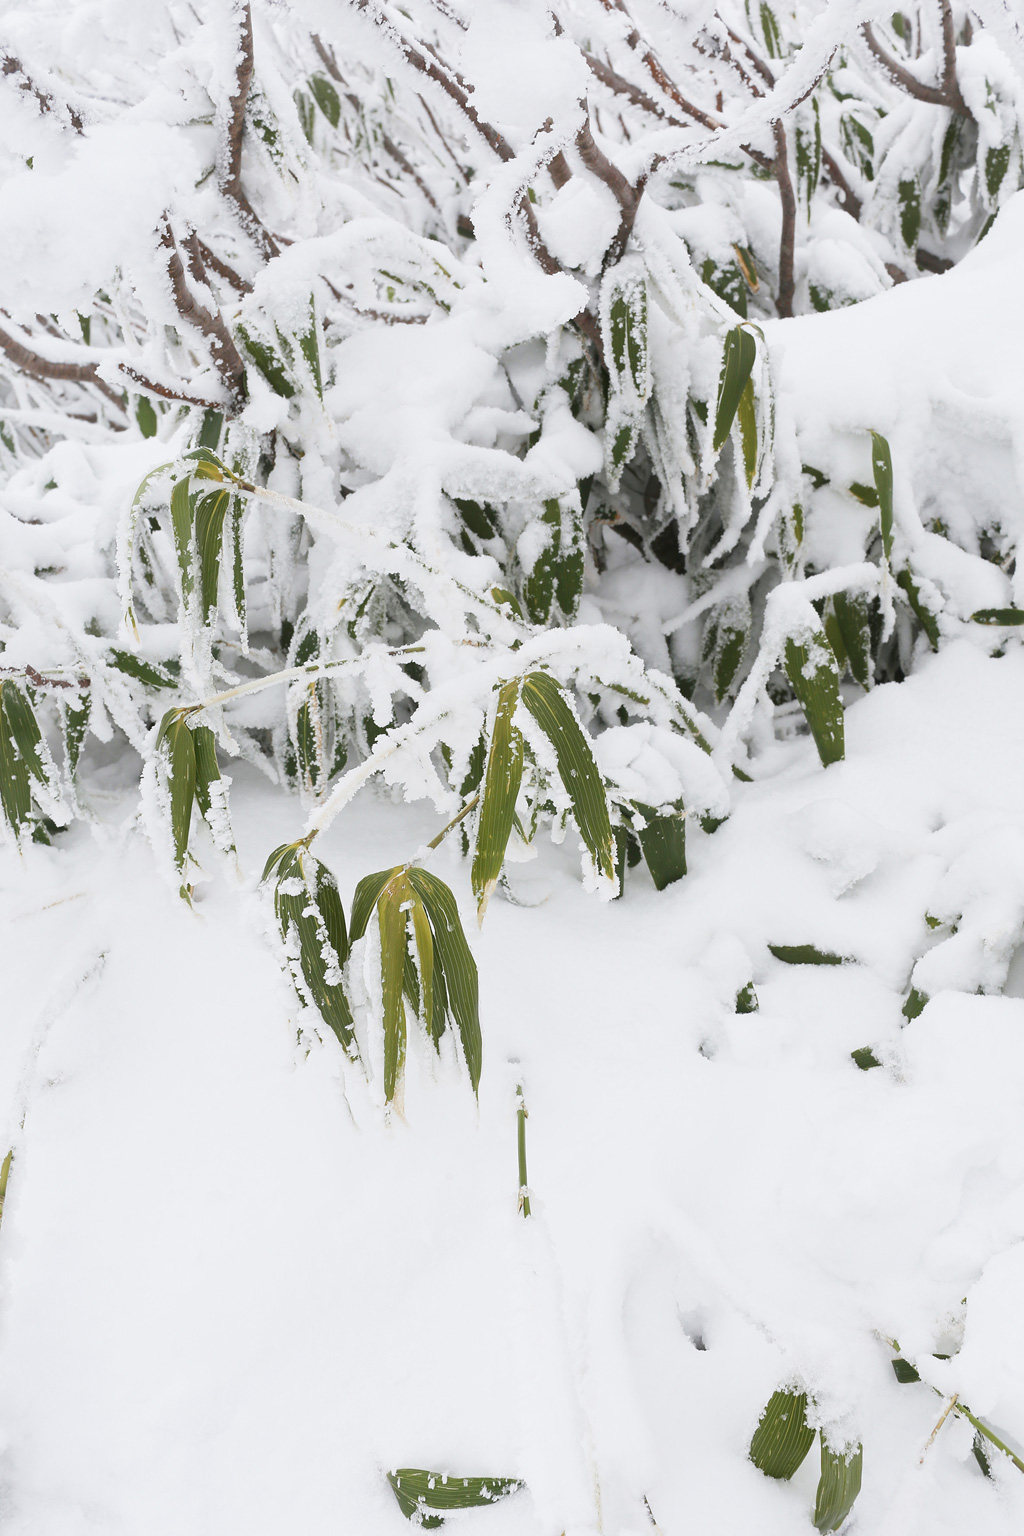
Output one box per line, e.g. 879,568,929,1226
0,323,125,410
118,365,226,412
222,3,279,259
821,147,862,220
583,51,691,129
938,0,969,114
721,21,776,90
862,20,968,114
0,52,83,132
549,151,573,189
160,221,247,413
773,119,796,318
196,240,253,295
575,115,646,266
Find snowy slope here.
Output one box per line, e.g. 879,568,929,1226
2,640,1024,1534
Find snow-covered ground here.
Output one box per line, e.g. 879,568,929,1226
3,639,1024,1534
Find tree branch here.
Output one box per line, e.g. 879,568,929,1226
118,365,226,412
196,240,253,295
575,115,646,266
773,119,796,318
0,324,125,411
862,19,968,114
222,3,279,258
160,221,247,413
0,52,83,133
821,147,862,221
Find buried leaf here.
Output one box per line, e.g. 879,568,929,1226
769,943,845,966
783,631,845,767
750,1389,815,1479
851,1047,881,1070
972,607,1024,625
891,1357,921,1383
632,803,687,890
814,1439,862,1532
387,1469,522,1527
736,982,759,1013
472,677,524,923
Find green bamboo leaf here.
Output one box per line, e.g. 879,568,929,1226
831,592,871,689
713,327,757,453
986,142,1012,200
870,431,893,562
310,74,341,128
891,1357,920,1383
783,631,845,766
895,569,940,651
387,1470,523,1527
351,866,402,941
407,868,481,1093
769,943,845,965
902,986,927,1019
522,501,584,624
0,685,31,834
2,683,47,786
736,982,759,1013
192,723,234,852
107,649,177,690
195,488,229,622
297,297,323,398
851,1047,880,1070
378,870,410,1103
521,672,615,883
898,176,920,249
238,325,295,399
229,498,246,631
182,447,229,481
750,1390,816,1479
472,678,524,923
410,893,434,1042
170,475,193,601
814,1439,862,1532
136,396,158,438
608,275,647,397
632,803,686,890
971,607,1024,625
165,716,196,874
738,375,757,487
271,846,355,1054
61,695,89,777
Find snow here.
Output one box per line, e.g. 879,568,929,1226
1,642,1024,1531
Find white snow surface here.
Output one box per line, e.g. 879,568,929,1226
3,642,1024,1533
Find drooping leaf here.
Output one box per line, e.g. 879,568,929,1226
472,678,524,923
309,73,341,128
351,867,401,941
2,682,48,786
814,1439,863,1532
170,475,193,602
270,844,355,1054
831,592,872,689
297,296,323,398
238,325,295,398
377,869,410,1103
783,631,845,766
898,176,920,250
387,1469,523,1527
407,867,481,1092
0,684,31,835
107,649,177,689
194,487,229,622
192,724,234,853
522,501,584,625
749,1390,816,1479
895,568,940,650
521,672,614,883
136,396,158,438
0,1148,12,1228
713,326,757,453
738,376,757,487
870,431,893,562
61,695,89,777
164,715,196,875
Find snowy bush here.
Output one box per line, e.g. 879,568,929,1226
3,0,1024,1529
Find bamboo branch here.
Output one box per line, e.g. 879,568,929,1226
160,221,247,412
118,365,226,412
196,240,253,295
773,119,796,318
222,3,279,258
821,147,862,220
0,323,125,411
862,18,968,114
575,115,645,266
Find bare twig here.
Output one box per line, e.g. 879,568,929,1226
0,324,125,411
862,18,968,114
222,3,279,258
575,115,646,265
0,52,83,132
196,240,253,295
118,364,226,412
773,119,796,317
821,147,862,220
161,221,247,412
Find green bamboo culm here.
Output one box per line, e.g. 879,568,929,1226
516,1084,531,1218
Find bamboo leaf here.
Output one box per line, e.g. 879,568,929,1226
0,685,31,835
0,1147,11,1228
182,447,229,480
632,803,687,890
270,845,355,1054
738,376,757,487
2,682,47,785
971,607,1024,625
378,871,410,1103
165,717,196,874
170,475,193,601
407,868,481,1092
895,568,940,651
851,1047,880,1070
387,1469,523,1527
194,488,229,622
831,592,871,689
891,1358,920,1383
107,649,177,690
736,982,759,1013
61,696,89,777
521,672,615,883
814,1439,862,1532
769,943,845,965
750,1390,816,1479
870,431,893,562
713,326,757,453
783,631,845,767
472,678,524,923
410,893,435,1042
351,866,401,941
310,74,341,128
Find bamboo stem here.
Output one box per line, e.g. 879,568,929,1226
423,794,479,852
516,1083,531,1217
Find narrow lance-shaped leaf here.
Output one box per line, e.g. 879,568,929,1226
2,683,48,788
633,803,687,890
870,431,893,562
521,672,615,883
410,893,434,1043
377,870,411,1104
192,724,234,853
165,716,196,875
783,629,845,767
0,684,31,834
814,1439,862,1533
749,1390,816,1479
738,376,757,488
472,678,524,923
831,592,871,689
170,475,193,602
714,326,757,452
269,845,355,1054
194,487,229,622
407,867,481,1093
350,866,401,942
